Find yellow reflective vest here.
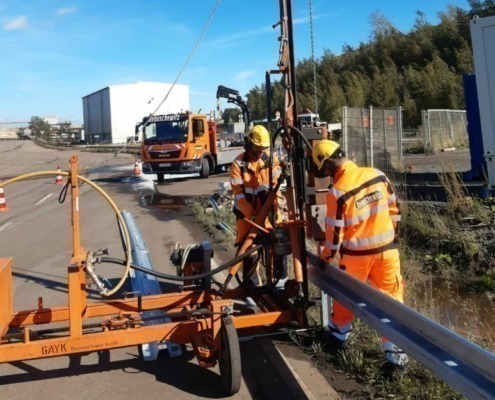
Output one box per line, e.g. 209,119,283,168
230,151,281,220
322,160,400,262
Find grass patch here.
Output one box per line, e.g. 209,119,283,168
401,168,493,287
404,140,425,155
189,197,236,249
307,321,466,399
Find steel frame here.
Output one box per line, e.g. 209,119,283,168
0,156,299,370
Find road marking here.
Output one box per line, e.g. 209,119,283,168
34,193,53,205
0,221,14,232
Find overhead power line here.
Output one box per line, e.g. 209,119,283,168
151,0,222,117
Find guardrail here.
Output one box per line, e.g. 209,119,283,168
33,136,140,155
121,211,182,360
307,252,495,400
84,144,140,155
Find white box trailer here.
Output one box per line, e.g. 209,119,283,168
82,82,190,144
470,15,495,192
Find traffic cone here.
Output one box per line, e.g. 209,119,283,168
133,160,141,176
55,166,63,184
0,187,8,212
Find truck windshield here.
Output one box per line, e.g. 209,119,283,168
143,115,189,144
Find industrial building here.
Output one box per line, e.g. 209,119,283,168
82,82,190,144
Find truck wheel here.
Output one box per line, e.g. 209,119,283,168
156,173,164,183
200,158,210,179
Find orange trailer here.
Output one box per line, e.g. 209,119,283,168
0,155,307,395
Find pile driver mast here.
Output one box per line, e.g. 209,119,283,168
267,0,331,312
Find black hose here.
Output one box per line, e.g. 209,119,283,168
58,181,70,204
290,126,313,152
99,244,263,282
271,125,313,152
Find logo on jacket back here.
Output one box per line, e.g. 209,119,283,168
355,190,383,210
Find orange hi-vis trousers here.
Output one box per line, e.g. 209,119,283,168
331,249,404,328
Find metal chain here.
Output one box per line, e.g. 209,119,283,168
309,0,318,114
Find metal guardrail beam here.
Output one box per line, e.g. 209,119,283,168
307,252,495,400
85,144,140,155
121,211,182,360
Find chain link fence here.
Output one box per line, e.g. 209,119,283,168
342,106,406,198
421,110,468,153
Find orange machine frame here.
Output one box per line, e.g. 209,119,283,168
0,155,300,368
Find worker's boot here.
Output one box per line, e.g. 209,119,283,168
322,318,352,351
274,255,288,290
383,340,409,367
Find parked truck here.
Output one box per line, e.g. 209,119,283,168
136,112,245,182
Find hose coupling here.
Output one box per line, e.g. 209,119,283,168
85,252,108,294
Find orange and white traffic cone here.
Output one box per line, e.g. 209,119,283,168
0,187,8,212
55,166,63,184
133,160,141,176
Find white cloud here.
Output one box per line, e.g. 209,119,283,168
17,84,30,92
207,26,272,49
4,16,27,31
293,16,309,25
229,70,256,94
56,7,76,16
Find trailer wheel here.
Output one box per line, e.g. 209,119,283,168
199,158,210,179
219,316,241,395
156,173,165,183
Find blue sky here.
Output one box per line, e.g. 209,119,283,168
0,0,471,125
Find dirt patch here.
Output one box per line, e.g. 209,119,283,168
404,149,472,174
274,339,369,399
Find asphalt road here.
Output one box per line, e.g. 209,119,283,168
0,142,338,400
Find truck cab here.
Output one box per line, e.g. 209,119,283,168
138,112,213,181
138,112,244,182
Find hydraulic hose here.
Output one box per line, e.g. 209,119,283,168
271,125,313,154
0,170,131,297
100,243,263,283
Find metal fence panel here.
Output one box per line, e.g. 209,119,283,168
422,110,469,152
342,106,405,198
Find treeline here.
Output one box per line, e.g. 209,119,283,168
244,0,495,128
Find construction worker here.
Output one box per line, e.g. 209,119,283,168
312,139,408,367
230,125,285,286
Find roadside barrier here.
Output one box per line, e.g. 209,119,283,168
55,166,63,184
133,160,141,176
0,187,8,211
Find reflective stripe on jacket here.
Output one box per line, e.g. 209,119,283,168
322,160,400,261
230,151,280,219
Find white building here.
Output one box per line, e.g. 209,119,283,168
44,115,59,125
82,82,190,144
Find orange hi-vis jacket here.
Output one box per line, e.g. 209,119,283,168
230,151,281,227
322,160,400,263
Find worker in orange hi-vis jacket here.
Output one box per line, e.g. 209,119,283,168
229,125,285,287
312,139,408,367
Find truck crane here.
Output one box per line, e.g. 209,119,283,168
216,85,251,136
